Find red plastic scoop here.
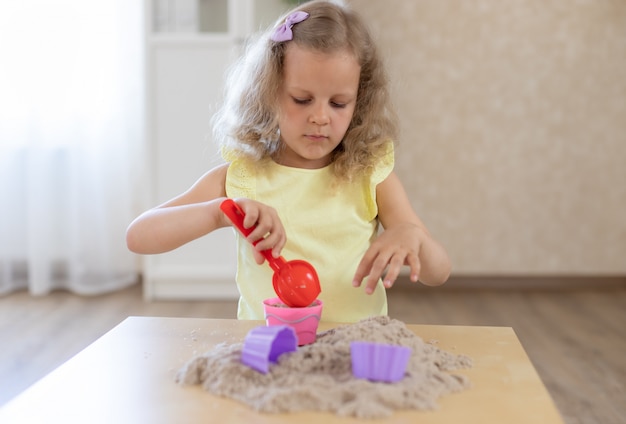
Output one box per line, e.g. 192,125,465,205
220,199,321,307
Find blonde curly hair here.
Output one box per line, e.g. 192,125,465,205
212,1,398,181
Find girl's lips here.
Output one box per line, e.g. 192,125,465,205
305,134,327,141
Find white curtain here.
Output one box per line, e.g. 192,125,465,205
0,1,144,295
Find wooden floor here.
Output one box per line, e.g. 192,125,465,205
1,280,625,424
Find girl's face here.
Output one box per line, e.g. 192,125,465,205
276,44,360,169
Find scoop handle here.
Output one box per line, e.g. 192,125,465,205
219,199,286,271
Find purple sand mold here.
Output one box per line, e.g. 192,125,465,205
241,325,297,373
350,341,412,383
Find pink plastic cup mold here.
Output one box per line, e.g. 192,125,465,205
350,341,412,383
263,297,323,346
241,325,297,373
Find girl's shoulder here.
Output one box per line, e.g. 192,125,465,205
196,162,230,190
370,141,395,185
224,153,259,200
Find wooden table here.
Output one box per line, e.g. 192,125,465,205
0,317,564,423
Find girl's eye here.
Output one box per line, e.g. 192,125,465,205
292,97,348,108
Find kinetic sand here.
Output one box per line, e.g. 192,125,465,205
176,316,472,418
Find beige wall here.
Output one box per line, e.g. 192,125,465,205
349,0,626,275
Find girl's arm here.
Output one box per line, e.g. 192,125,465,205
126,163,287,258
126,163,231,254
352,171,451,294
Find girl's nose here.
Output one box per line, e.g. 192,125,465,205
309,103,330,126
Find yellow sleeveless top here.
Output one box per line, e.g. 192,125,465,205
224,146,394,322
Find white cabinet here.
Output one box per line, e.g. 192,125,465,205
143,0,293,300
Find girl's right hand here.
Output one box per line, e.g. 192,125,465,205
225,198,287,264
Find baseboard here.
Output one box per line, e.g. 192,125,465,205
143,276,239,301
140,273,626,300
400,275,626,291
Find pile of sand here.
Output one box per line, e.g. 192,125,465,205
176,316,472,418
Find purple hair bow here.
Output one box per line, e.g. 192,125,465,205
270,11,309,42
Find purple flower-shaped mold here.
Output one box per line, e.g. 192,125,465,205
241,325,297,373
350,341,412,383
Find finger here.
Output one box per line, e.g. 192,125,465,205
238,202,259,230
254,217,285,253
352,252,376,287
363,273,381,295
271,231,286,258
254,229,285,255
252,249,265,265
244,206,278,244
246,217,272,243
363,255,390,294
405,254,421,283
382,254,404,288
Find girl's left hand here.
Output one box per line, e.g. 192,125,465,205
352,223,424,294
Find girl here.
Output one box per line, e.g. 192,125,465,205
127,1,451,322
